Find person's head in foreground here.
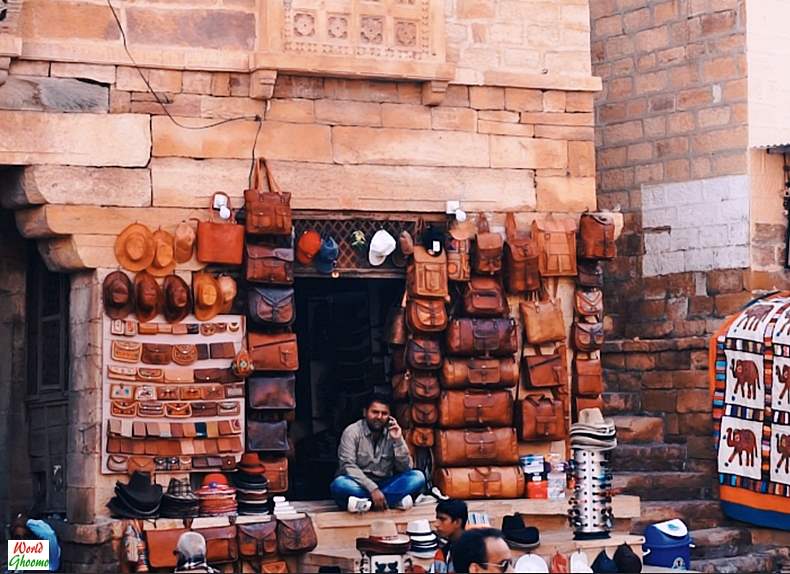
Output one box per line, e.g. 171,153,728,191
452,528,512,573
435,498,468,542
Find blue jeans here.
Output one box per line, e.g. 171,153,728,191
330,470,426,510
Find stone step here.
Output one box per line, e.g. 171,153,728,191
630,500,725,534
602,391,640,416
689,527,752,560
691,546,790,574
611,415,664,443
610,443,687,472
614,471,714,500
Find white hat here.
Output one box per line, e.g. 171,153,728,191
369,230,397,266
514,553,548,573
570,550,593,573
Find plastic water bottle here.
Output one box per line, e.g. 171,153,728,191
547,455,566,500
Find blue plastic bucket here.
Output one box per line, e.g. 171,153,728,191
642,519,694,570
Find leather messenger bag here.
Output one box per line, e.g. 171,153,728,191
247,420,289,453
504,212,541,294
248,375,296,411
578,211,616,260
462,276,509,318
196,525,239,564
248,286,295,328
434,466,524,499
406,337,442,370
406,297,448,333
438,390,513,428
515,395,566,441
260,456,288,493
573,321,604,352
146,528,187,569
238,522,278,559
245,243,294,285
407,372,440,401
573,358,603,396
445,318,518,357
248,332,299,372
440,357,519,389
276,516,318,554
433,427,519,466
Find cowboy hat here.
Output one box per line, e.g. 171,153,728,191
134,271,162,323
173,221,196,264
115,223,155,271
147,229,176,277
103,271,134,319
193,273,223,321
217,275,237,315
163,274,192,323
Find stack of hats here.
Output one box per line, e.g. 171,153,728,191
107,472,163,519
272,496,304,519
406,519,439,559
160,477,199,518
196,473,237,517
232,453,270,516
501,513,540,550
356,519,410,555
570,408,617,450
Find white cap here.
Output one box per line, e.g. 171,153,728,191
570,550,593,573
368,229,397,266
515,554,548,573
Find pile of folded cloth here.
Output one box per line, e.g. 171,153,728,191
159,477,200,518
196,473,237,517
107,472,163,519
232,453,270,516
570,408,617,450
406,519,439,559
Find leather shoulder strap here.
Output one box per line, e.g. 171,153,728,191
505,212,517,240
477,213,490,234
264,159,282,195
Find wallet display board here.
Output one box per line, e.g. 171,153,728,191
102,314,246,474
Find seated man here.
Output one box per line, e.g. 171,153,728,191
432,499,468,573
330,393,425,512
452,528,513,574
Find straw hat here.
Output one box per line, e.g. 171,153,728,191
103,271,134,319
163,275,192,323
147,229,176,277
193,273,223,321
134,271,162,323
173,221,196,264
115,223,155,271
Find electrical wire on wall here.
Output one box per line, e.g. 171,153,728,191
105,0,264,186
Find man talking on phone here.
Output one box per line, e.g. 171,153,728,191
330,393,426,512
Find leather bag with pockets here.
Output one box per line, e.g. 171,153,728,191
248,332,299,372
386,292,408,346
504,212,541,294
410,402,439,425
445,318,518,357
434,466,524,499
578,260,604,288
515,396,566,441
247,420,289,453
238,522,278,559
406,298,448,334
276,517,318,555
146,528,187,569
440,357,519,389
407,372,440,401
245,159,292,236
245,243,294,285
446,227,472,282
433,427,519,467
261,457,289,493
408,426,435,448
249,286,295,328
532,217,577,277
524,350,567,388
574,358,603,396
462,276,509,318
406,337,442,371
575,288,603,319
573,321,604,352
196,525,239,564
248,375,296,411
520,299,565,344
407,246,448,299
197,193,245,265
438,390,513,428
473,214,503,275
578,211,616,260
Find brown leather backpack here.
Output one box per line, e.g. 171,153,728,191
532,217,577,277
578,211,616,260
446,226,472,282
238,522,278,559
245,159,292,236
523,348,567,388
433,427,519,466
473,214,503,275
407,372,440,401
434,466,525,499
438,390,513,428
573,358,603,396
575,288,603,319
504,212,541,294
407,246,448,299
245,243,294,285
406,337,442,370
248,286,295,328
573,321,604,352
440,357,519,389
462,276,509,318
248,332,299,372
515,395,566,441
407,298,448,333
248,375,296,411
276,517,317,554
408,426,435,448
520,298,565,344
410,402,439,425
445,318,518,357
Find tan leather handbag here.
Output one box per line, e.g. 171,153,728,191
197,193,245,265
573,321,604,352
245,159,292,236
406,297,448,333
532,216,577,277
573,358,603,396
440,357,519,389
248,332,299,372
473,214,503,275
434,466,524,499
578,211,616,260
462,276,509,318
445,318,519,357
504,212,541,294
515,395,566,441
407,246,448,299
438,390,513,428
433,428,519,466
523,349,567,388
520,298,565,344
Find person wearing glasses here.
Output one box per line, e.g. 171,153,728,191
451,528,513,573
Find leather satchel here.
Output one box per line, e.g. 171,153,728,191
197,193,245,265
578,260,604,288
248,332,299,372
386,292,408,346
247,420,289,452
245,243,294,285
249,286,296,328
573,321,604,352
196,525,239,564
406,298,448,333
575,288,603,319
446,226,472,282
238,522,278,559
245,159,292,236
574,358,603,396
261,456,289,493
578,211,616,260
524,350,566,388
515,396,566,441
276,517,318,554
146,528,187,569
434,466,524,499
438,390,513,428
445,318,518,357
433,427,519,467
408,426,435,448
532,217,577,277
406,337,442,370
248,375,296,411
407,246,448,299
407,372,440,401
520,299,565,344
462,276,509,318
440,357,519,389
410,402,439,425
473,214,503,275
504,212,540,294
261,561,289,574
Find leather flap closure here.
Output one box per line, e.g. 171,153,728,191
246,244,294,262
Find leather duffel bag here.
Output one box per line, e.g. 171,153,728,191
462,276,509,318
238,521,278,559
406,337,442,370
434,466,524,499
245,159,292,236
504,212,540,294
248,332,298,372
407,246,448,299
578,211,616,260
245,243,294,285
515,396,566,441
406,297,448,333
407,372,440,401
445,318,518,357
473,214,503,275
438,390,513,428
248,286,295,328
433,427,519,466
440,357,519,389
573,358,603,396
247,420,289,453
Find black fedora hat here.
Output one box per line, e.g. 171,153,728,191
116,471,163,509
501,513,540,549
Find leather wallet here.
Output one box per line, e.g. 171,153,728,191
210,342,236,359
111,340,142,363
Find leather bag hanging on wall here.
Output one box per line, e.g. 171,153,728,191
574,395,604,419
392,372,410,400
578,211,616,260
473,214,503,275
146,528,188,569
573,358,603,396
260,457,289,493
515,395,566,441
407,372,440,401
573,321,604,352
385,292,408,346
197,193,245,265
196,526,239,564
407,246,448,299
248,375,296,411
433,427,519,466
462,276,509,318
438,390,513,428
276,516,318,554
238,522,278,559
434,466,525,499
575,288,603,319
245,243,294,285
445,318,518,357
520,292,565,345
406,337,442,370
247,420,289,452
248,332,299,372
410,402,439,425
248,286,295,328
245,159,292,236
440,357,519,389
523,348,567,388
446,226,472,282
406,298,448,333
578,260,604,288
532,216,577,277
504,212,541,294
408,426,435,448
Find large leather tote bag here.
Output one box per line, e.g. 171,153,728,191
197,192,244,265
245,159,292,236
